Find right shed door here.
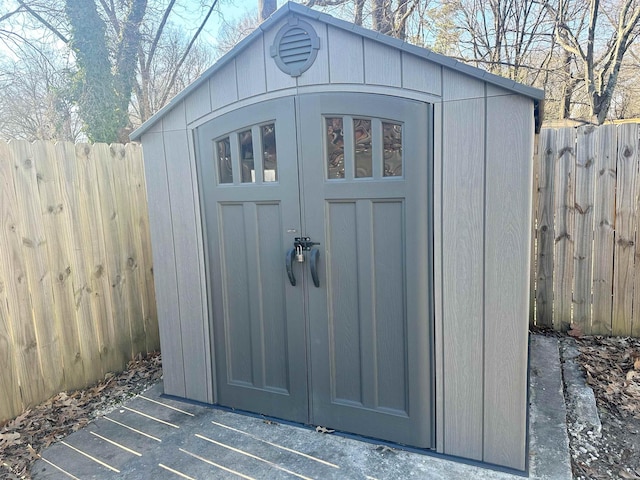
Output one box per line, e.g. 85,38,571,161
298,94,433,448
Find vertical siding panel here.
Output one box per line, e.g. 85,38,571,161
363,39,401,87
327,26,364,84
163,128,209,403
185,82,212,124
553,128,576,331
263,23,297,91
401,53,441,96
612,124,638,336
535,129,556,326
297,21,329,86
211,60,239,112
483,89,532,470
441,71,485,460
573,126,598,334
591,125,616,335
236,38,268,99
432,100,445,454
141,132,186,397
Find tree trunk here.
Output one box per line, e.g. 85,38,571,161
259,0,277,21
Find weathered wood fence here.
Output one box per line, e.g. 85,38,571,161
533,123,640,337
0,141,158,422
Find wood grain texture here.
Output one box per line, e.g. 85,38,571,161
54,142,103,383
92,143,133,365
573,126,598,334
535,129,556,326
363,39,401,87
432,101,444,454
591,125,616,335
612,124,638,336
163,129,209,403
162,101,187,132
185,81,212,124
210,60,239,112
126,143,160,355
552,128,576,331
0,141,33,417
74,143,120,374
32,140,85,389
140,132,186,398
9,140,64,396
236,36,268,99
327,26,364,84
263,21,297,92
441,76,485,460
297,20,329,87
401,52,441,96
483,90,532,470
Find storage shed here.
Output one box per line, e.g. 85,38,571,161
131,2,543,472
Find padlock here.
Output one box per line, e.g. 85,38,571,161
296,244,304,263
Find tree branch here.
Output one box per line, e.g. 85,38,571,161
15,0,69,44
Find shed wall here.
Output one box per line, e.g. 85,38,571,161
141,17,533,471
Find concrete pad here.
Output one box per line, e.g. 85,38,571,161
31,334,572,480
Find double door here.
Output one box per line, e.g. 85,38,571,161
196,93,432,448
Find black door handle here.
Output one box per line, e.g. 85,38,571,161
310,248,320,288
286,248,296,286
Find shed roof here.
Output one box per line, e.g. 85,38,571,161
131,1,544,141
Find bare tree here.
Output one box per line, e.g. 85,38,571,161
546,0,640,123
259,0,277,21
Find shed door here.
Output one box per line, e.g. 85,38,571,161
197,93,433,448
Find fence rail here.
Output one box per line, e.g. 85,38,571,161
532,124,640,337
0,141,158,422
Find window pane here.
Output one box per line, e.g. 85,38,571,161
326,117,344,179
383,122,402,177
262,124,278,182
239,130,255,183
216,137,232,184
354,118,372,178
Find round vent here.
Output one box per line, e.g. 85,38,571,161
270,17,320,77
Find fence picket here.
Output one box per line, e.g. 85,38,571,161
612,124,638,336
535,129,556,326
573,126,597,334
591,125,617,334
553,128,576,331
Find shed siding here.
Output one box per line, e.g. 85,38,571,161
162,128,210,403
364,39,402,87
327,26,364,84
236,37,267,100
141,132,185,397
211,61,238,112
483,87,532,470
297,20,329,86
441,69,485,461
263,20,297,91
401,52,442,96
185,82,212,125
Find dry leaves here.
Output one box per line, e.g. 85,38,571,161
0,352,162,480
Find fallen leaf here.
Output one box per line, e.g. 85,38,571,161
315,426,335,434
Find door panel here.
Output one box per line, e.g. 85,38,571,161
196,98,308,422
299,94,432,447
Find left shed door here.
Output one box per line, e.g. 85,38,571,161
196,97,309,422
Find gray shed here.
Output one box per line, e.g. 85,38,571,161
131,2,542,472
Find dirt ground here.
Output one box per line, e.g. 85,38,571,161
563,334,640,480
1,334,639,479
0,353,162,479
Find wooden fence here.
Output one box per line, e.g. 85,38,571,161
532,123,640,337
0,141,158,422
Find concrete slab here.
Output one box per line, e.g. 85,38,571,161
31,334,572,480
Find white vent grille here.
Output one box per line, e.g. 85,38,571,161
271,18,320,77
